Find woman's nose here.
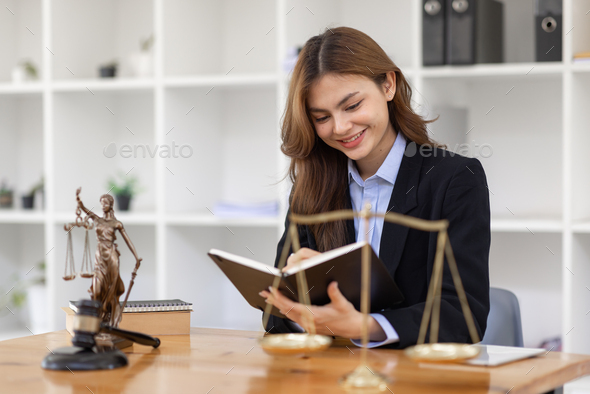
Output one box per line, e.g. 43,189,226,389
333,114,352,137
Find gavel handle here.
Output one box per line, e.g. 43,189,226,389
100,324,161,348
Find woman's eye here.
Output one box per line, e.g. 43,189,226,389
346,100,362,111
315,100,361,123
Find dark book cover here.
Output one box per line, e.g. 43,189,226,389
208,241,404,318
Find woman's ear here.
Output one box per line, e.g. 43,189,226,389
384,71,396,100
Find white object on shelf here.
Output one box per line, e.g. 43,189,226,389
11,66,26,83
129,52,153,78
26,285,50,335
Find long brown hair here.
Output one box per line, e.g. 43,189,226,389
281,26,440,252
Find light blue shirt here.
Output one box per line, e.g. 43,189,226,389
349,131,406,348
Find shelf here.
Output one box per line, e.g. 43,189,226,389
165,213,280,227
51,0,154,81
0,210,45,224
572,221,590,233
52,212,281,227
0,0,43,83
52,78,155,92
0,94,44,206
54,211,157,225
0,83,43,95
422,78,563,220
572,63,590,73
491,218,563,233
421,62,563,80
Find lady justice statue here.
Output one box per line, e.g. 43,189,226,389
68,188,142,328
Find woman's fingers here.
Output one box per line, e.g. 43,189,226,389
260,288,296,314
326,281,349,309
282,248,321,272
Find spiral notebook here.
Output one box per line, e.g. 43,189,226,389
69,299,193,313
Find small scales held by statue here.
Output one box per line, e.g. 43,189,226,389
62,187,143,345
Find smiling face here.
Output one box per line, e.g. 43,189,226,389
307,72,397,179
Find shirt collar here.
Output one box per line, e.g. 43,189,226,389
348,131,407,186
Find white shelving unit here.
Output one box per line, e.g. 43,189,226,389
1,0,590,361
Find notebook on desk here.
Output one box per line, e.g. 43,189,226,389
466,345,545,366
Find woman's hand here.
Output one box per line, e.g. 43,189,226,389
281,247,320,272
260,281,386,341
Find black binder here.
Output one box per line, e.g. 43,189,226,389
445,0,504,65
423,0,446,66
535,0,562,62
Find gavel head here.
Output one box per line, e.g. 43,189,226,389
71,299,102,349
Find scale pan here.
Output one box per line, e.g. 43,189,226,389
259,334,332,356
405,343,480,363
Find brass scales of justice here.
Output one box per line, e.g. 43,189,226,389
260,202,482,391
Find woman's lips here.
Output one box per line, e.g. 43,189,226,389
338,128,366,149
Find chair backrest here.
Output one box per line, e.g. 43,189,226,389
480,287,524,347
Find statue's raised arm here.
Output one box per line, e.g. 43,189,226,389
76,187,99,221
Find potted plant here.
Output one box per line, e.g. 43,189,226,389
0,180,14,209
99,60,118,78
106,171,143,211
130,34,154,78
22,176,44,210
11,60,39,83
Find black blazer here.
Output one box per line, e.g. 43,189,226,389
265,143,491,349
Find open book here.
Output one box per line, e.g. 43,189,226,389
208,241,404,318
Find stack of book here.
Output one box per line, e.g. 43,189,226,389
62,299,193,336
573,52,590,64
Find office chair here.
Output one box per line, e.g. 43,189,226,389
481,287,524,347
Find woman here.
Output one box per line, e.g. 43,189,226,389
260,27,490,349
77,193,142,327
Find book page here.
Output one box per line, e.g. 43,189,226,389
208,249,281,276
282,241,367,276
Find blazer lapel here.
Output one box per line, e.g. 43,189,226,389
379,144,423,275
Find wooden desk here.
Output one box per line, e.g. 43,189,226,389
2,328,590,393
